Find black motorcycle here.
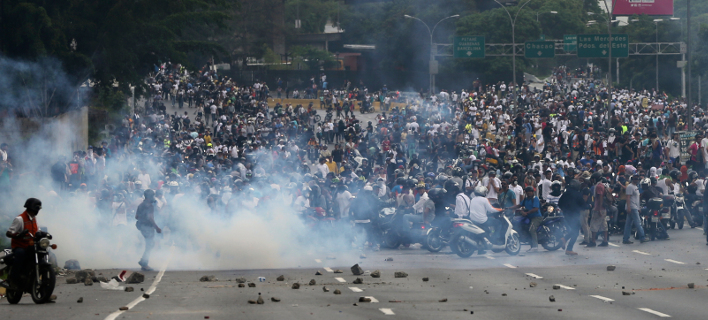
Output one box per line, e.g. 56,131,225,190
379,208,430,249
0,230,57,304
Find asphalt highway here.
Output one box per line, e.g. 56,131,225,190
3,226,708,319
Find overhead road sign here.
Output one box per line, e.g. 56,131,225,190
612,0,674,16
453,36,485,58
577,34,629,58
524,41,555,58
564,35,577,52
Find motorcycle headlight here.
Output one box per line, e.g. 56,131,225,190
39,238,50,249
547,206,554,213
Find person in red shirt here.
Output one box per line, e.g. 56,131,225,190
4,198,42,289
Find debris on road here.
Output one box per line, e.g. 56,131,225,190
238,283,245,288
248,300,256,304
315,271,323,276
277,275,285,281
77,297,83,303
389,300,402,303
125,287,134,292
351,264,364,275
333,289,342,295
553,285,560,290
530,282,537,287
394,271,408,278
49,295,57,301
439,298,448,302
96,276,108,282
502,293,507,296
84,278,94,286
371,270,381,278
385,257,394,262
235,277,246,283
126,272,145,284
292,283,300,289
549,295,556,302
142,293,150,299
75,270,95,282
257,293,264,304
323,286,330,292
359,297,372,302
622,291,632,295
334,269,343,273
248,283,256,288
64,259,81,270
66,278,78,284
607,265,616,271
309,279,316,285
271,297,281,302
688,283,695,289
353,278,363,284
119,306,128,311
422,277,429,282
200,275,216,282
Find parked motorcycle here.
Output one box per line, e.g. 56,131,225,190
0,230,57,304
642,197,669,241
511,205,566,251
448,209,521,258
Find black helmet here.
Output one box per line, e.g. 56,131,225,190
669,169,680,180
434,174,449,186
427,188,446,201
649,177,657,185
407,178,418,188
524,186,535,193
568,180,581,190
444,181,461,195
24,198,42,212
144,189,155,200
395,177,407,186
591,172,603,181
452,167,464,177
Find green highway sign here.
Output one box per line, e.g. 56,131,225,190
524,41,555,58
564,35,577,52
577,34,629,58
453,36,485,58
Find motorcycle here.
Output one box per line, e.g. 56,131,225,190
352,206,396,248
379,208,430,249
686,194,703,227
424,208,456,253
448,209,521,258
511,204,566,251
673,193,695,229
642,197,669,241
0,230,57,304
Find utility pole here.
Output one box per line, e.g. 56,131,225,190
687,0,693,129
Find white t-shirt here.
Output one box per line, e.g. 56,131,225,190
468,196,500,224
336,191,354,217
137,173,151,189
483,176,501,199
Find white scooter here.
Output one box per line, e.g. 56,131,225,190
448,209,521,258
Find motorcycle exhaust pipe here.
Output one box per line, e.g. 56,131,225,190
462,235,490,250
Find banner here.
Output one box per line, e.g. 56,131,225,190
612,0,674,16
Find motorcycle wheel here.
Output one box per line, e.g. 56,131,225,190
540,225,563,251
425,229,444,253
677,211,685,229
505,233,521,256
381,230,401,249
30,266,56,304
450,233,475,258
6,288,22,304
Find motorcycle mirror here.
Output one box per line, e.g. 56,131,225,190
51,244,58,250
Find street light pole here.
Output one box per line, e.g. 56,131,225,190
494,0,534,101
535,11,557,37
655,19,661,92
404,14,460,96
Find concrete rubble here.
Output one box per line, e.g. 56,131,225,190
200,275,216,282
125,287,134,292
394,271,408,278
248,283,256,287
333,289,341,294
351,264,364,275
422,277,429,282
271,297,281,302
323,286,330,292
84,278,94,286
309,279,316,285
530,282,537,287
292,283,300,289
549,295,556,302
126,272,145,284
77,297,83,303
607,265,616,271
371,270,381,278
353,278,363,284
359,297,372,302
276,275,285,281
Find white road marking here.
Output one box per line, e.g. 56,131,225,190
632,250,651,256
379,308,395,315
608,243,620,247
664,259,685,265
105,247,174,320
314,259,322,263
638,308,671,317
349,287,363,292
365,296,379,303
590,295,615,303
554,284,575,290
335,277,347,283
485,255,495,260
503,264,517,269
323,267,333,272
697,227,704,231
525,273,543,279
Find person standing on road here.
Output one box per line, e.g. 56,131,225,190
520,186,542,252
559,180,582,255
136,189,162,271
623,175,648,244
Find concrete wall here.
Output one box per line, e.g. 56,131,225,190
0,106,89,155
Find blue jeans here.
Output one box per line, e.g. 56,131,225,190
138,222,156,267
565,216,581,251
623,208,645,241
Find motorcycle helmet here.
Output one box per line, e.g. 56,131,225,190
395,177,407,186
524,186,535,193
551,180,562,191
435,174,449,186
427,188,446,201
591,172,602,181
473,186,488,197
669,169,680,181
24,198,42,212
452,167,464,177
649,177,657,185
640,178,650,188
445,181,461,195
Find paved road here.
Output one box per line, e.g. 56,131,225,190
3,226,708,319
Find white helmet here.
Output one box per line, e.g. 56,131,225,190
640,178,651,186
474,186,488,197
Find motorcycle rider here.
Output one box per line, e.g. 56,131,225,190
641,177,669,240
468,186,504,248
520,186,542,252
4,198,42,289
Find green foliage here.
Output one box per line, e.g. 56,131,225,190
290,45,338,70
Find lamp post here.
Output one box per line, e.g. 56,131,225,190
493,0,534,100
588,9,619,91
654,19,663,93
535,11,557,37
404,14,460,96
